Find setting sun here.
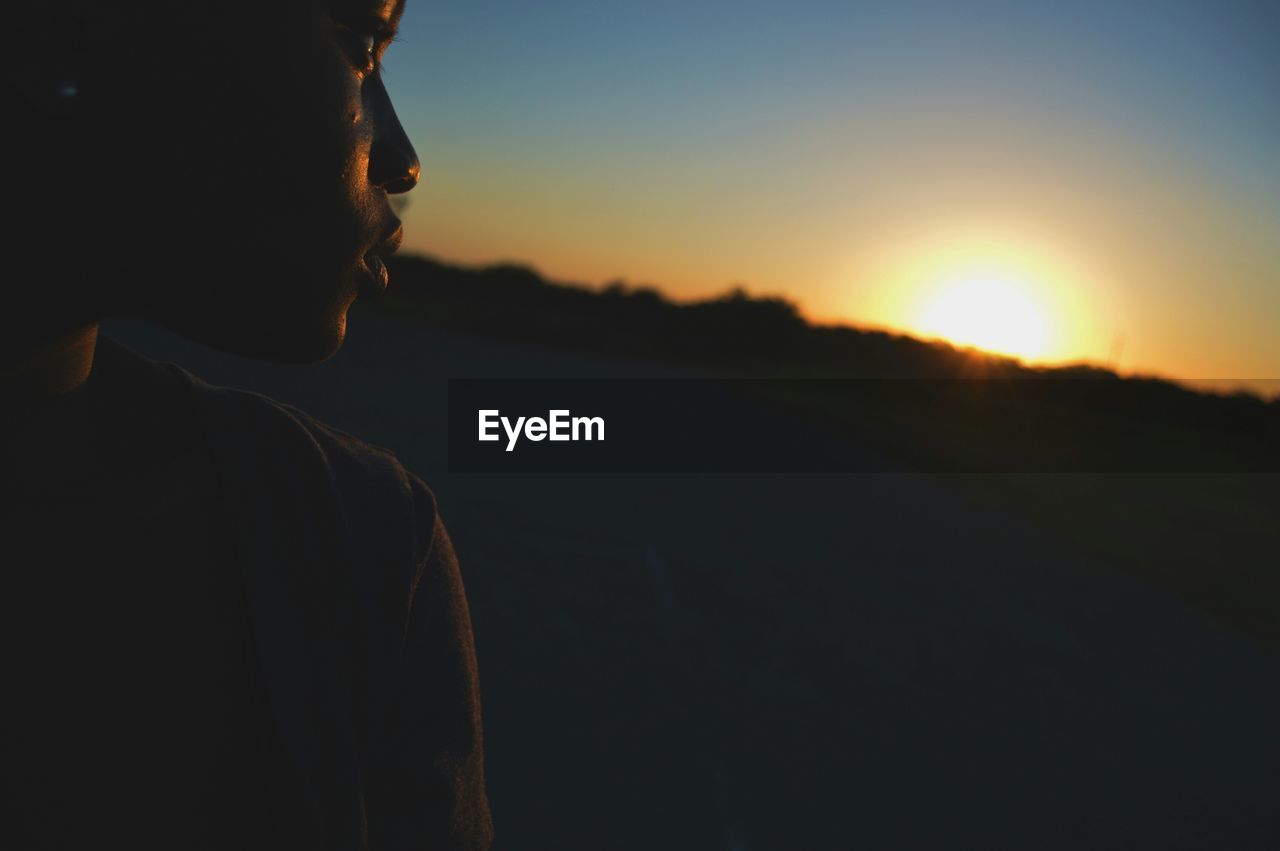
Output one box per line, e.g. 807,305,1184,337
849,228,1099,367
915,268,1054,361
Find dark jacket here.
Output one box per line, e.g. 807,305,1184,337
98,336,493,850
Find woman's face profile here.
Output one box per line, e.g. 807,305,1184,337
7,0,419,364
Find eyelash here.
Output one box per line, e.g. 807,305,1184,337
337,21,397,76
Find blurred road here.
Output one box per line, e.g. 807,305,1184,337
103,313,1280,850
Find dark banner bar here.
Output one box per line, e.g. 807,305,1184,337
447,378,1280,474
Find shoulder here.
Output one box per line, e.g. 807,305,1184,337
101,335,444,575
251,392,446,575
142,353,492,847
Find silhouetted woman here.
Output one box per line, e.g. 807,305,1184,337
0,2,492,848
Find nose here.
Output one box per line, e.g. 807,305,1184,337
367,78,420,195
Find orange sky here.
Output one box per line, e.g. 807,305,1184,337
388,0,1280,397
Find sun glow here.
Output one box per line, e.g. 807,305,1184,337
914,267,1054,361
842,225,1110,367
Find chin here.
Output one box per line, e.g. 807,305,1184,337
248,303,353,365
137,291,355,367
297,314,349,364
129,254,364,363
155,313,349,365
259,321,348,364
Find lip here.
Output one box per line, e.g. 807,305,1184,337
371,221,404,257
359,221,404,298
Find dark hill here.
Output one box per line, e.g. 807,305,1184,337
367,253,1279,472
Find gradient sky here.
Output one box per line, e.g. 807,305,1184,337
383,0,1279,388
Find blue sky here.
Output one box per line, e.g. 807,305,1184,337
380,0,1280,382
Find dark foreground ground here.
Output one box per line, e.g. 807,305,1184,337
104,313,1280,850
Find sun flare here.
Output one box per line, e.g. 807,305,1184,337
914,268,1054,361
